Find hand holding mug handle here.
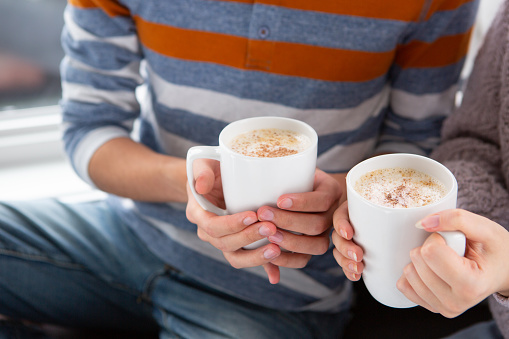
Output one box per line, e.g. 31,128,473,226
398,209,509,317
435,230,466,257
186,146,227,216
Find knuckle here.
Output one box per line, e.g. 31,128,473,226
450,209,467,226
224,255,242,269
246,231,263,246
314,237,330,255
308,218,328,235
402,264,413,277
331,230,340,247
322,195,336,212
199,220,214,236
196,228,209,242
396,278,406,292
332,249,344,268
274,255,290,267
441,302,462,318
295,255,311,268
421,242,438,259
215,238,228,252
185,207,196,224
225,219,240,235
410,247,422,260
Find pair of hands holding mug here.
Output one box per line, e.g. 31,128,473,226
333,204,509,318
186,159,342,284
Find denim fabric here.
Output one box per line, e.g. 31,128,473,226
0,199,349,339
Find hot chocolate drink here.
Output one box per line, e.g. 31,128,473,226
229,128,311,158
354,167,446,208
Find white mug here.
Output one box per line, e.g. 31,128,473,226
186,116,318,249
346,153,466,308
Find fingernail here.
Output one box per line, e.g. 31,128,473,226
348,263,358,273
348,250,358,262
268,231,283,244
259,209,274,221
264,248,279,260
259,225,272,237
416,215,440,230
278,198,293,209
244,216,257,226
340,229,348,239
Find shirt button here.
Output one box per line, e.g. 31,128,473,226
257,26,270,39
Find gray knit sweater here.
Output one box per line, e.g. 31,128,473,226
431,0,509,336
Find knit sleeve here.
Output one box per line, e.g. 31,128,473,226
431,0,509,228
60,0,143,186
432,1,509,336
489,295,509,339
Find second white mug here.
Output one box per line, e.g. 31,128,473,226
346,153,466,308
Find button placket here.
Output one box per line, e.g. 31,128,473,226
257,25,270,39
245,3,280,71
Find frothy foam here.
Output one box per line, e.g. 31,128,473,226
354,167,446,208
229,128,310,158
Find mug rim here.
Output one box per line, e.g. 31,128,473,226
346,153,458,211
218,116,318,160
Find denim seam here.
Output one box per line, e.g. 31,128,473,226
139,265,170,304
154,305,183,339
0,248,85,271
0,248,146,299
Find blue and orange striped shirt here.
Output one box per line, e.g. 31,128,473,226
60,0,478,312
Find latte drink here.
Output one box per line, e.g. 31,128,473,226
229,128,312,158
354,167,446,208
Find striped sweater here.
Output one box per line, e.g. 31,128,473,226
60,0,478,312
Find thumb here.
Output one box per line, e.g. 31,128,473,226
416,209,490,243
193,159,216,195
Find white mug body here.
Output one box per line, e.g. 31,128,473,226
187,116,318,249
346,153,464,308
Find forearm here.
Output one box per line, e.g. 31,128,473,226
89,137,188,203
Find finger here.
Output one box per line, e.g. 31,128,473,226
257,206,333,236
267,229,330,255
417,209,494,243
404,245,452,312
333,201,354,240
331,245,363,277
276,169,341,212
192,159,219,195
331,228,363,263
224,243,282,269
397,272,437,313
198,221,278,252
263,263,281,284
333,249,361,281
418,233,476,297
269,251,312,269
186,185,223,224
188,192,259,239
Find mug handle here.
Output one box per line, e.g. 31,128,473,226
438,231,466,256
186,146,227,216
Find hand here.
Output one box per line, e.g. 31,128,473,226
331,200,365,281
186,159,282,280
257,169,342,284
397,209,509,318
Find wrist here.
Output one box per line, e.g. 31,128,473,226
160,156,188,203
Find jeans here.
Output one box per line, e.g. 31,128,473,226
0,199,349,339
